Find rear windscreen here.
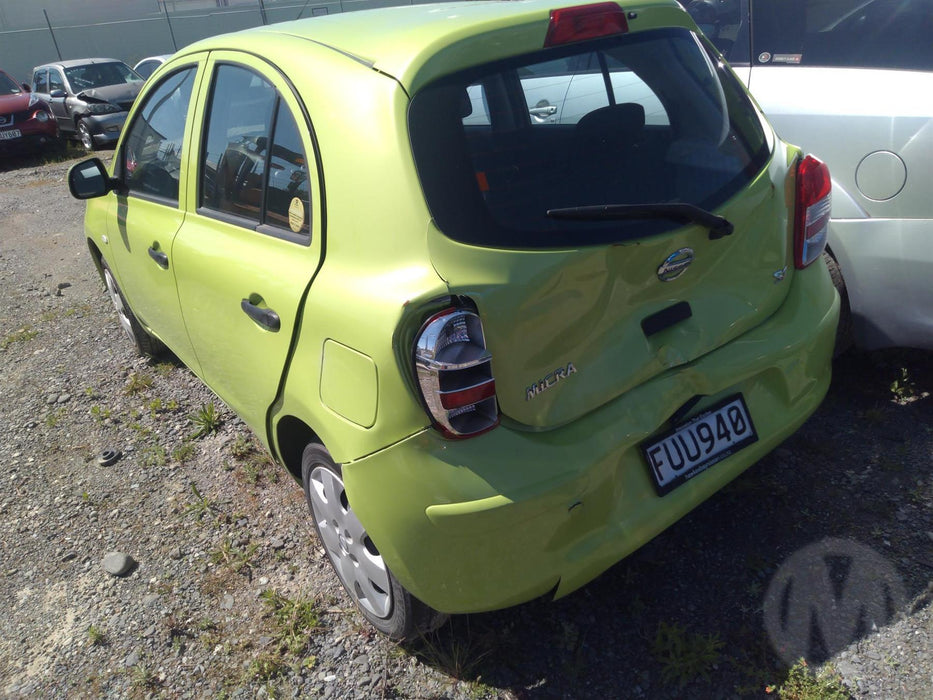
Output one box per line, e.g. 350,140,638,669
409,28,770,248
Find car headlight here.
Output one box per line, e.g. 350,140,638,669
85,102,121,115
34,111,49,122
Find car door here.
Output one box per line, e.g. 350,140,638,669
47,68,71,132
104,62,204,371
173,54,323,435
743,0,933,348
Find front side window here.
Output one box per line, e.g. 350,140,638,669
200,63,311,239
410,28,769,248
751,0,933,71
122,67,197,202
48,70,64,93
0,72,19,94
33,70,48,94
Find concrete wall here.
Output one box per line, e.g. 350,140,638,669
0,0,437,83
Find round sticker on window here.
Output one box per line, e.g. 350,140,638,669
288,197,305,233
758,52,772,64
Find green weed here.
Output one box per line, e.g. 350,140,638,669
765,659,851,699
651,621,724,689
260,589,323,656
210,537,259,573
87,625,107,646
140,444,167,468
45,407,67,427
124,371,153,395
184,483,219,522
172,441,196,464
1,326,38,350
190,402,222,438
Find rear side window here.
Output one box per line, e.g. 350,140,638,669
750,0,933,70
200,64,311,240
409,28,769,248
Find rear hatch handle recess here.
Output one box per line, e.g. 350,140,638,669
547,203,734,240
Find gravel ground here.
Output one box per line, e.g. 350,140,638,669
0,152,931,699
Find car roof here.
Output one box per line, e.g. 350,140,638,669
33,58,126,71
134,54,173,66
178,0,685,92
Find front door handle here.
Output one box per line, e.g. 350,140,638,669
241,299,280,332
147,246,169,269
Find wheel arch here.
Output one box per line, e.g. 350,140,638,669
274,415,322,483
86,238,105,282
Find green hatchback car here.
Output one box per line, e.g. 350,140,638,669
69,0,839,640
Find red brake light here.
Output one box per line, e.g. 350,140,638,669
544,2,629,47
794,154,832,269
414,307,499,439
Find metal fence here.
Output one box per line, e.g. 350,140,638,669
0,0,438,84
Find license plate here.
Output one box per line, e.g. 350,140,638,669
0,129,22,140
641,394,758,496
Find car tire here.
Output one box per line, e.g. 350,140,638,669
101,258,164,357
823,252,853,357
77,119,95,151
301,443,447,642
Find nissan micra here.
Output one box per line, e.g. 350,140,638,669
68,0,839,640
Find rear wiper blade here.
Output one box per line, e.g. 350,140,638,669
546,203,734,240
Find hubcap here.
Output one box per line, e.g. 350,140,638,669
309,466,392,619
80,124,92,150
103,269,135,343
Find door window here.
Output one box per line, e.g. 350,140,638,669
48,70,64,93
200,63,312,240
121,67,197,202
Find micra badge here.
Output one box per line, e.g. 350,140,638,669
657,248,694,282
526,363,577,401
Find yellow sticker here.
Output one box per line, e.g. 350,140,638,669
288,197,305,233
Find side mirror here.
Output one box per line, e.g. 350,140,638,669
20,82,31,92
68,158,126,199
50,89,67,98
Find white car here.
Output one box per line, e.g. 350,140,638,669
132,54,173,80
689,0,933,351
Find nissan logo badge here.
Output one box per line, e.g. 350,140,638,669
657,248,694,282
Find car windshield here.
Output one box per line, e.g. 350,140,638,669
0,72,20,94
65,62,142,91
409,27,770,248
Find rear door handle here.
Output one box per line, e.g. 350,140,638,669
147,246,169,269
241,299,280,332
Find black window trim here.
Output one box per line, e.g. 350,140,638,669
195,59,312,248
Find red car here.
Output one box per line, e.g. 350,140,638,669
0,69,59,155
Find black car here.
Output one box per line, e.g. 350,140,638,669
31,58,143,150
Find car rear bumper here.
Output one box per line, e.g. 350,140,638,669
343,261,840,614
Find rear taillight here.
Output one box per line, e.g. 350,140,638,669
794,154,832,269
544,2,629,47
414,307,499,439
